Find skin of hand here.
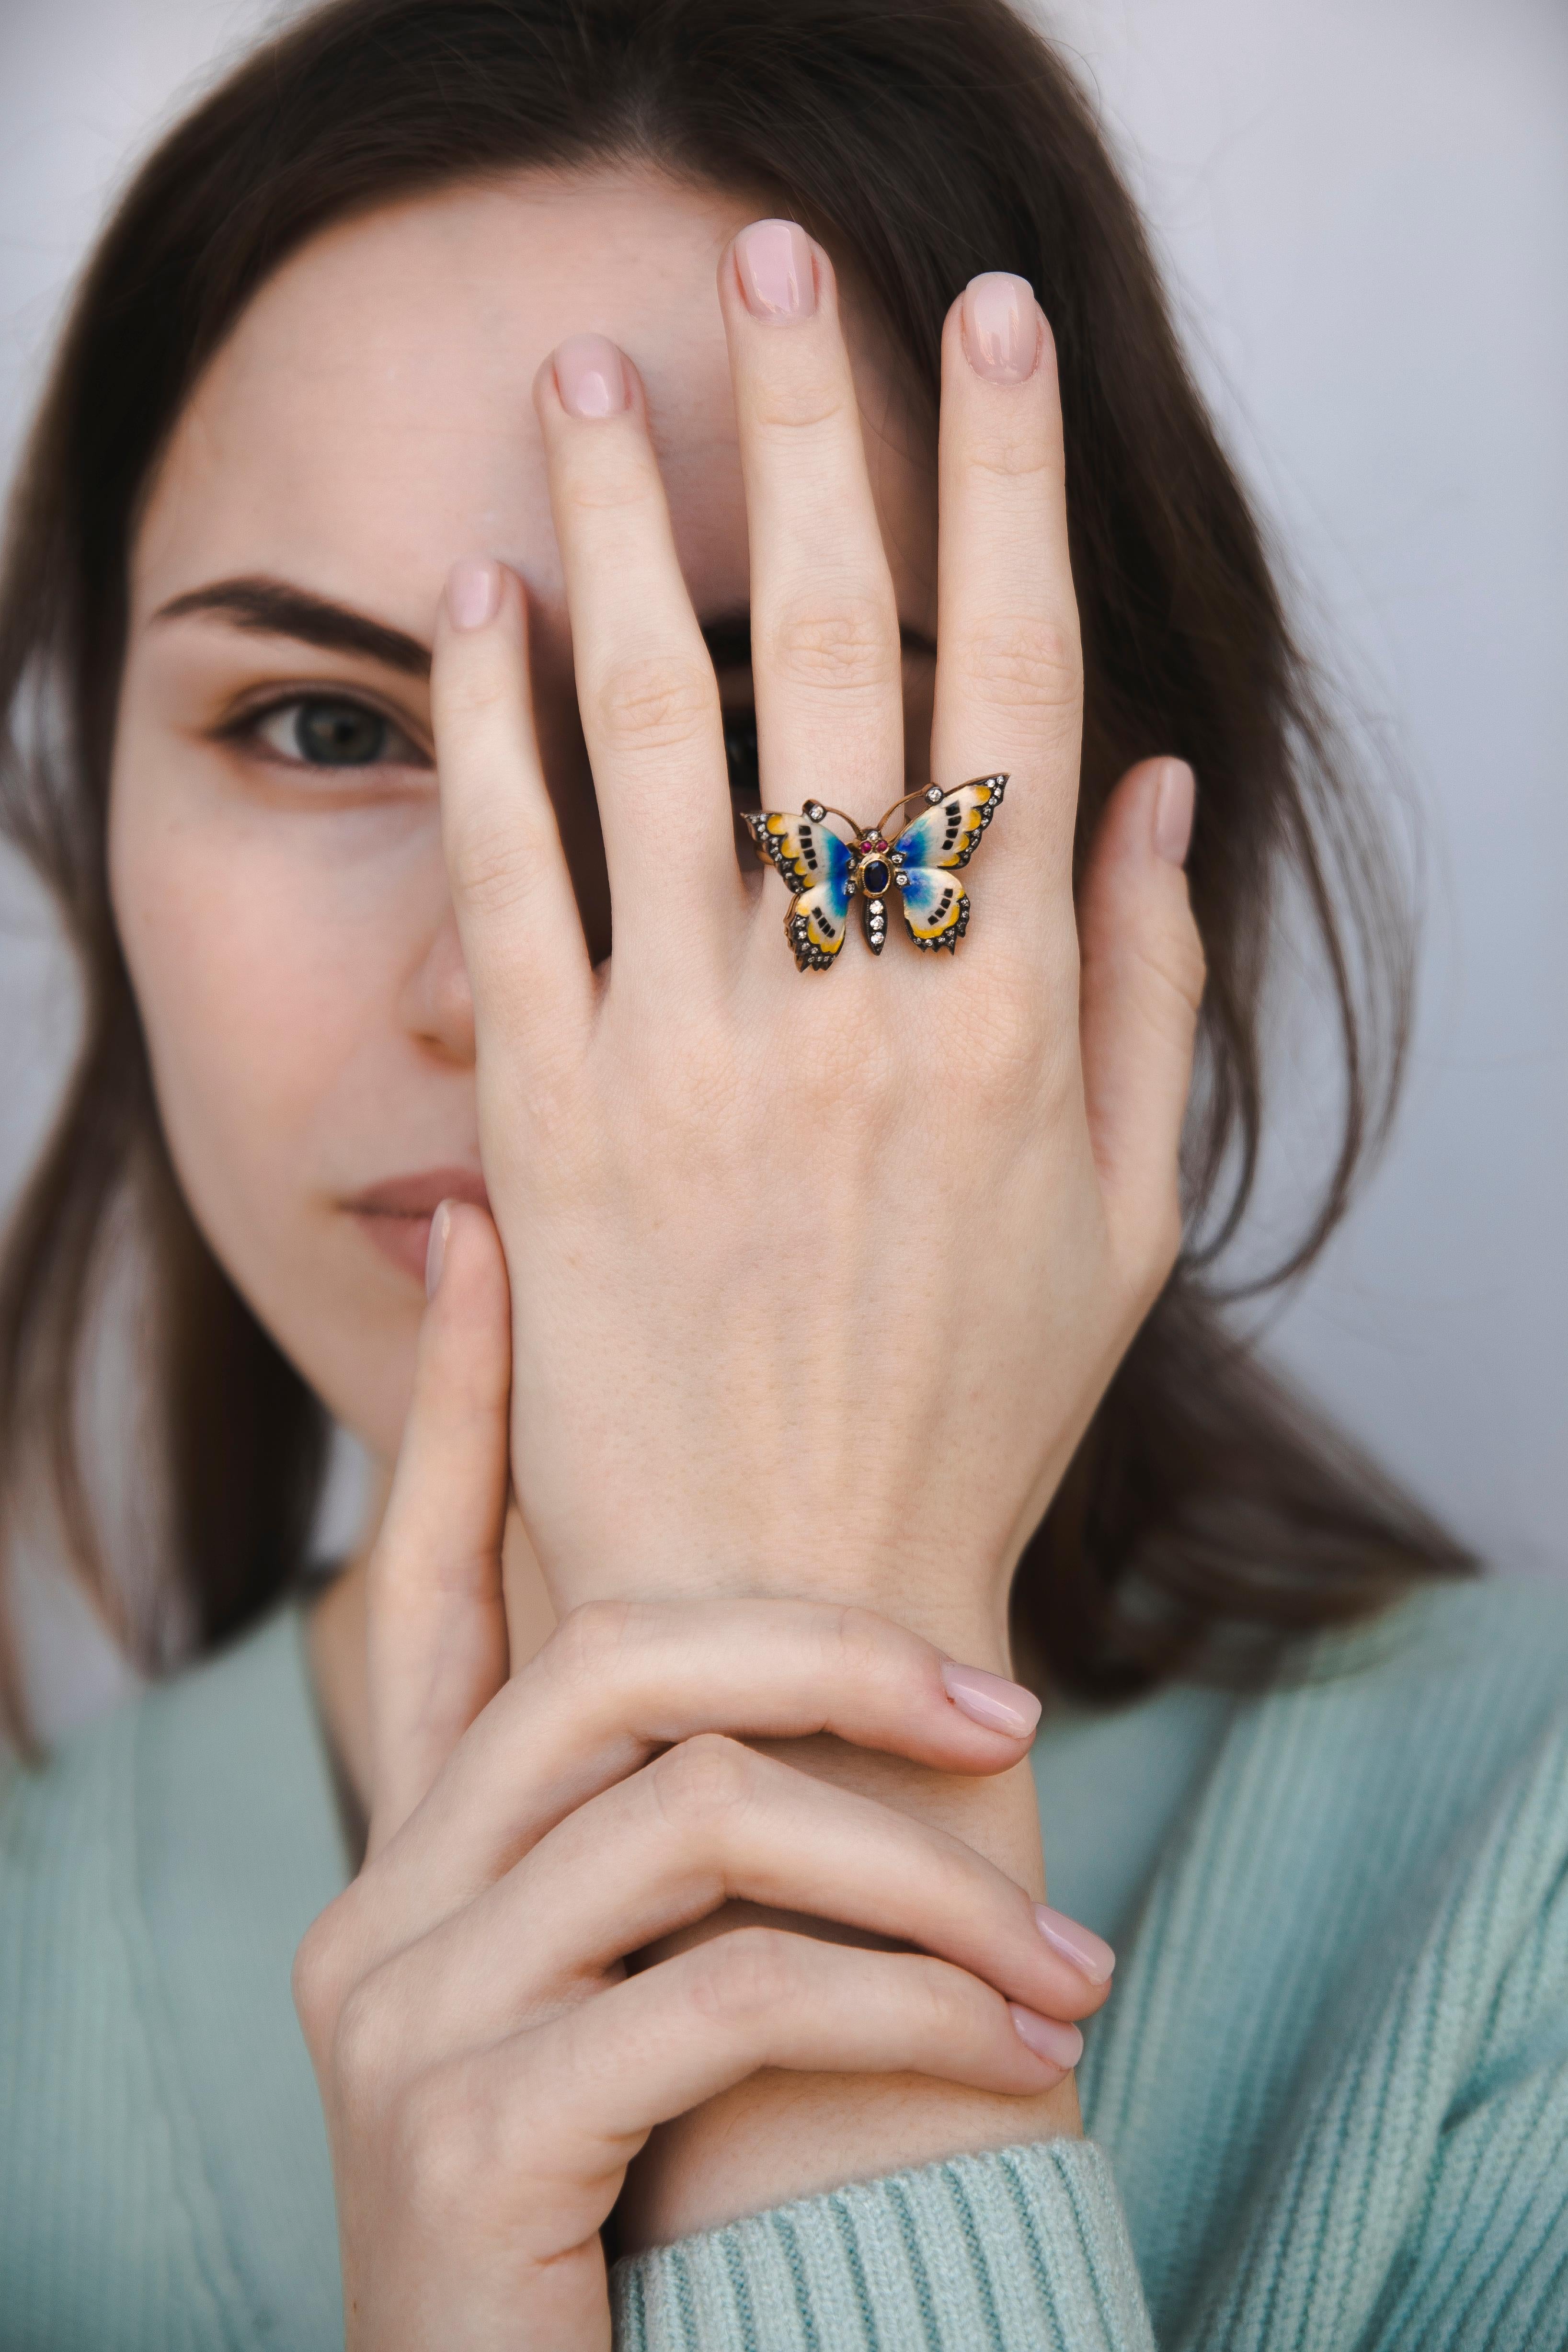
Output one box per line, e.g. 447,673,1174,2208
430,228,1202,2229
435,226,1202,1658
295,1201,1112,2352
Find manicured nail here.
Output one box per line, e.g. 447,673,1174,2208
425,1200,453,1299
734,220,817,320
1034,1905,1116,1986
1153,758,1196,867
553,332,630,419
446,559,501,632
1009,2007,1083,2069
961,273,1041,384
939,1661,1042,1738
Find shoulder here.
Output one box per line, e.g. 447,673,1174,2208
0,1605,348,2351
1270,1571,1568,1790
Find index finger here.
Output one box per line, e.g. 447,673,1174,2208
929,275,1084,930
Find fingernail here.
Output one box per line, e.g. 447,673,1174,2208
446,558,501,632
1153,758,1196,866
939,1661,1042,1739
425,1200,453,1299
1010,2007,1083,2069
734,219,817,320
553,332,630,419
961,273,1041,384
1034,1905,1116,1986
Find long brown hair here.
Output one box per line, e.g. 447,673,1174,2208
0,0,1468,1742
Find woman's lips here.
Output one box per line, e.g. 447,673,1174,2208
344,1167,490,1285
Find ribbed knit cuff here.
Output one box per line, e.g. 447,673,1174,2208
611,2137,1154,2351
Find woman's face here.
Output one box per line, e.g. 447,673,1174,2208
112,169,937,1460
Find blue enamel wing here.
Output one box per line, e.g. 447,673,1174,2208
746,775,1009,970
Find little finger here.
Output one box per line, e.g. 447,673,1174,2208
458,1927,1081,2220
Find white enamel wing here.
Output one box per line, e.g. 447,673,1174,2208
747,775,1009,971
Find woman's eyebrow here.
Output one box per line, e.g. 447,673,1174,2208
149,582,940,683
152,576,431,676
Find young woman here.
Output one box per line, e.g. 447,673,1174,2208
1,2,1564,2347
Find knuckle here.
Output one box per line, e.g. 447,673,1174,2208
687,1926,801,2025
446,820,538,927
387,2064,495,2217
753,376,852,437
592,651,716,754
331,1972,407,2111
907,1953,975,2043
765,590,900,694
953,613,1081,719
971,424,1062,487
291,1895,360,2050
821,1601,901,1687
439,657,514,728
1142,917,1208,1021
549,1598,640,1687
651,1731,756,1834
959,979,1056,1106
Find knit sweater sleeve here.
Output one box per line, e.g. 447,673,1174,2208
610,2135,1154,2351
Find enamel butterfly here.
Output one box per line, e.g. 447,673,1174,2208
746,775,1009,971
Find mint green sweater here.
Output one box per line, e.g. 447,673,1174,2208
3,1576,1567,2350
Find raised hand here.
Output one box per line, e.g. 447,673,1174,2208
295,1206,1112,2351
431,226,1202,1675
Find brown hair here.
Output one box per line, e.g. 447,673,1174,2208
0,0,1468,1741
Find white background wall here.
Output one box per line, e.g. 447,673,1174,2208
1,0,1563,1725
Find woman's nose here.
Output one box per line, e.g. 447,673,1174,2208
401,908,475,1065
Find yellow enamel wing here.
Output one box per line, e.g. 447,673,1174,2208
746,775,1009,971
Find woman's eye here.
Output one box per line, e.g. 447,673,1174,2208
247,696,427,770
722,709,761,809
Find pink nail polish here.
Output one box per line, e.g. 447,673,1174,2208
425,1200,452,1299
1009,2006,1083,2069
554,332,630,419
734,220,817,320
1153,758,1196,867
961,273,1041,384
446,559,501,632
939,1661,1042,1739
1034,1905,1116,1986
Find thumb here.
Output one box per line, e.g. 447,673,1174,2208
365,1200,512,1854
1078,757,1205,1277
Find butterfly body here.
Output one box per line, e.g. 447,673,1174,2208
748,775,1008,972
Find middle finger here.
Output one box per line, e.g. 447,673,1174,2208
721,221,905,829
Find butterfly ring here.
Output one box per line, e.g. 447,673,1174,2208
747,775,1008,970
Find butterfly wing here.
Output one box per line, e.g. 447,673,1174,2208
885,774,1008,873
748,809,856,971
886,774,1007,952
896,865,969,950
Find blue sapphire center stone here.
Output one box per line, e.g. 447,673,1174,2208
861,857,891,895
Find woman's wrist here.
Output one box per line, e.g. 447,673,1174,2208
618,1717,1077,2250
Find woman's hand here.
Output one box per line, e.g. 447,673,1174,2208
431,227,1203,1672
296,1206,1113,2351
